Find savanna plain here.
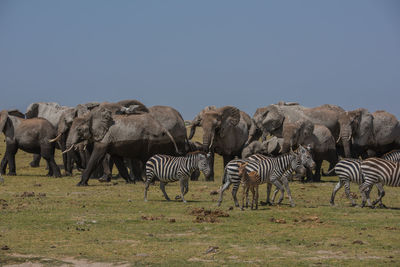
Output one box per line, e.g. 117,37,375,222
0,129,399,266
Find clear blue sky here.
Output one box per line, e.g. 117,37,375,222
1,0,399,119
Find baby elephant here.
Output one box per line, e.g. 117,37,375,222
238,162,262,210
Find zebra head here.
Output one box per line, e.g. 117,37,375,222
197,153,212,177
292,145,315,170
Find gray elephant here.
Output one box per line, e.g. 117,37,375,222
338,108,400,158
241,140,269,158
0,110,61,177
281,120,338,181
188,106,253,181
248,102,344,145
65,106,180,186
54,100,145,176
25,102,74,168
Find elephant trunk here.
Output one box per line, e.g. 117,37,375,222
188,124,197,140
339,126,352,157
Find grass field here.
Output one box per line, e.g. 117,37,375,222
0,129,399,266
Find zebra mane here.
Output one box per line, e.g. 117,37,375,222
187,151,207,156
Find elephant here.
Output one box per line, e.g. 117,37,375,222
188,106,253,181
241,140,269,158
65,106,180,186
337,108,400,158
0,110,61,177
281,120,338,181
54,100,145,176
248,102,344,145
25,102,74,168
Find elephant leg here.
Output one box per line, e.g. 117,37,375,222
312,160,322,182
30,154,41,168
190,169,200,181
41,145,61,178
217,181,231,206
0,155,8,175
99,155,112,182
130,159,144,182
160,181,170,201
78,143,108,186
204,152,215,181
6,144,18,176
113,156,133,183
330,180,344,206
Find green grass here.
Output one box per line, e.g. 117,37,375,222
0,129,399,266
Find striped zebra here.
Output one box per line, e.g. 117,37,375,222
382,150,400,162
217,145,315,207
326,158,384,207
359,157,400,207
144,152,211,202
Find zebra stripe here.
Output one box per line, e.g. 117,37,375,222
360,157,400,207
382,150,400,162
218,146,315,207
144,153,210,202
330,158,384,207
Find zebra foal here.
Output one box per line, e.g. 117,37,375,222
238,162,261,210
144,152,211,202
382,150,400,162
359,157,400,207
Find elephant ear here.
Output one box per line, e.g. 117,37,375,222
261,105,284,133
90,107,113,142
218,106,240,138
0,110,9,132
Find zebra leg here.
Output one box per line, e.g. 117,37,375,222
280,176,295,207
255,186,259,210
250,187,256,210
330,180,344,206
241,185,246,211
359,183,373,208
179,179,187,203
232,183,240,207
270,178,285,205
245,187,249,209
217,181,231,206
372,183,386,208
261,183,273,206
160,181,171,201
344,180,357,207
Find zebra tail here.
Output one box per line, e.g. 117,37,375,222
321,167,335,176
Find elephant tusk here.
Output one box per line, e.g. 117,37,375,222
347,136,351,141
336,136,342,143
208,134,215,150
49,133,62,143
62,144,74,154
83,144,87,151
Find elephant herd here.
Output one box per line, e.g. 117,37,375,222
1,100,399,192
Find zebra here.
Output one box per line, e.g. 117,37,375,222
382,150,400,162
359,157,400,208
325,158,384,207
144,152,211,202
217,145,315,207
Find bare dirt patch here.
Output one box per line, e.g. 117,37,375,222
189,207,229,223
